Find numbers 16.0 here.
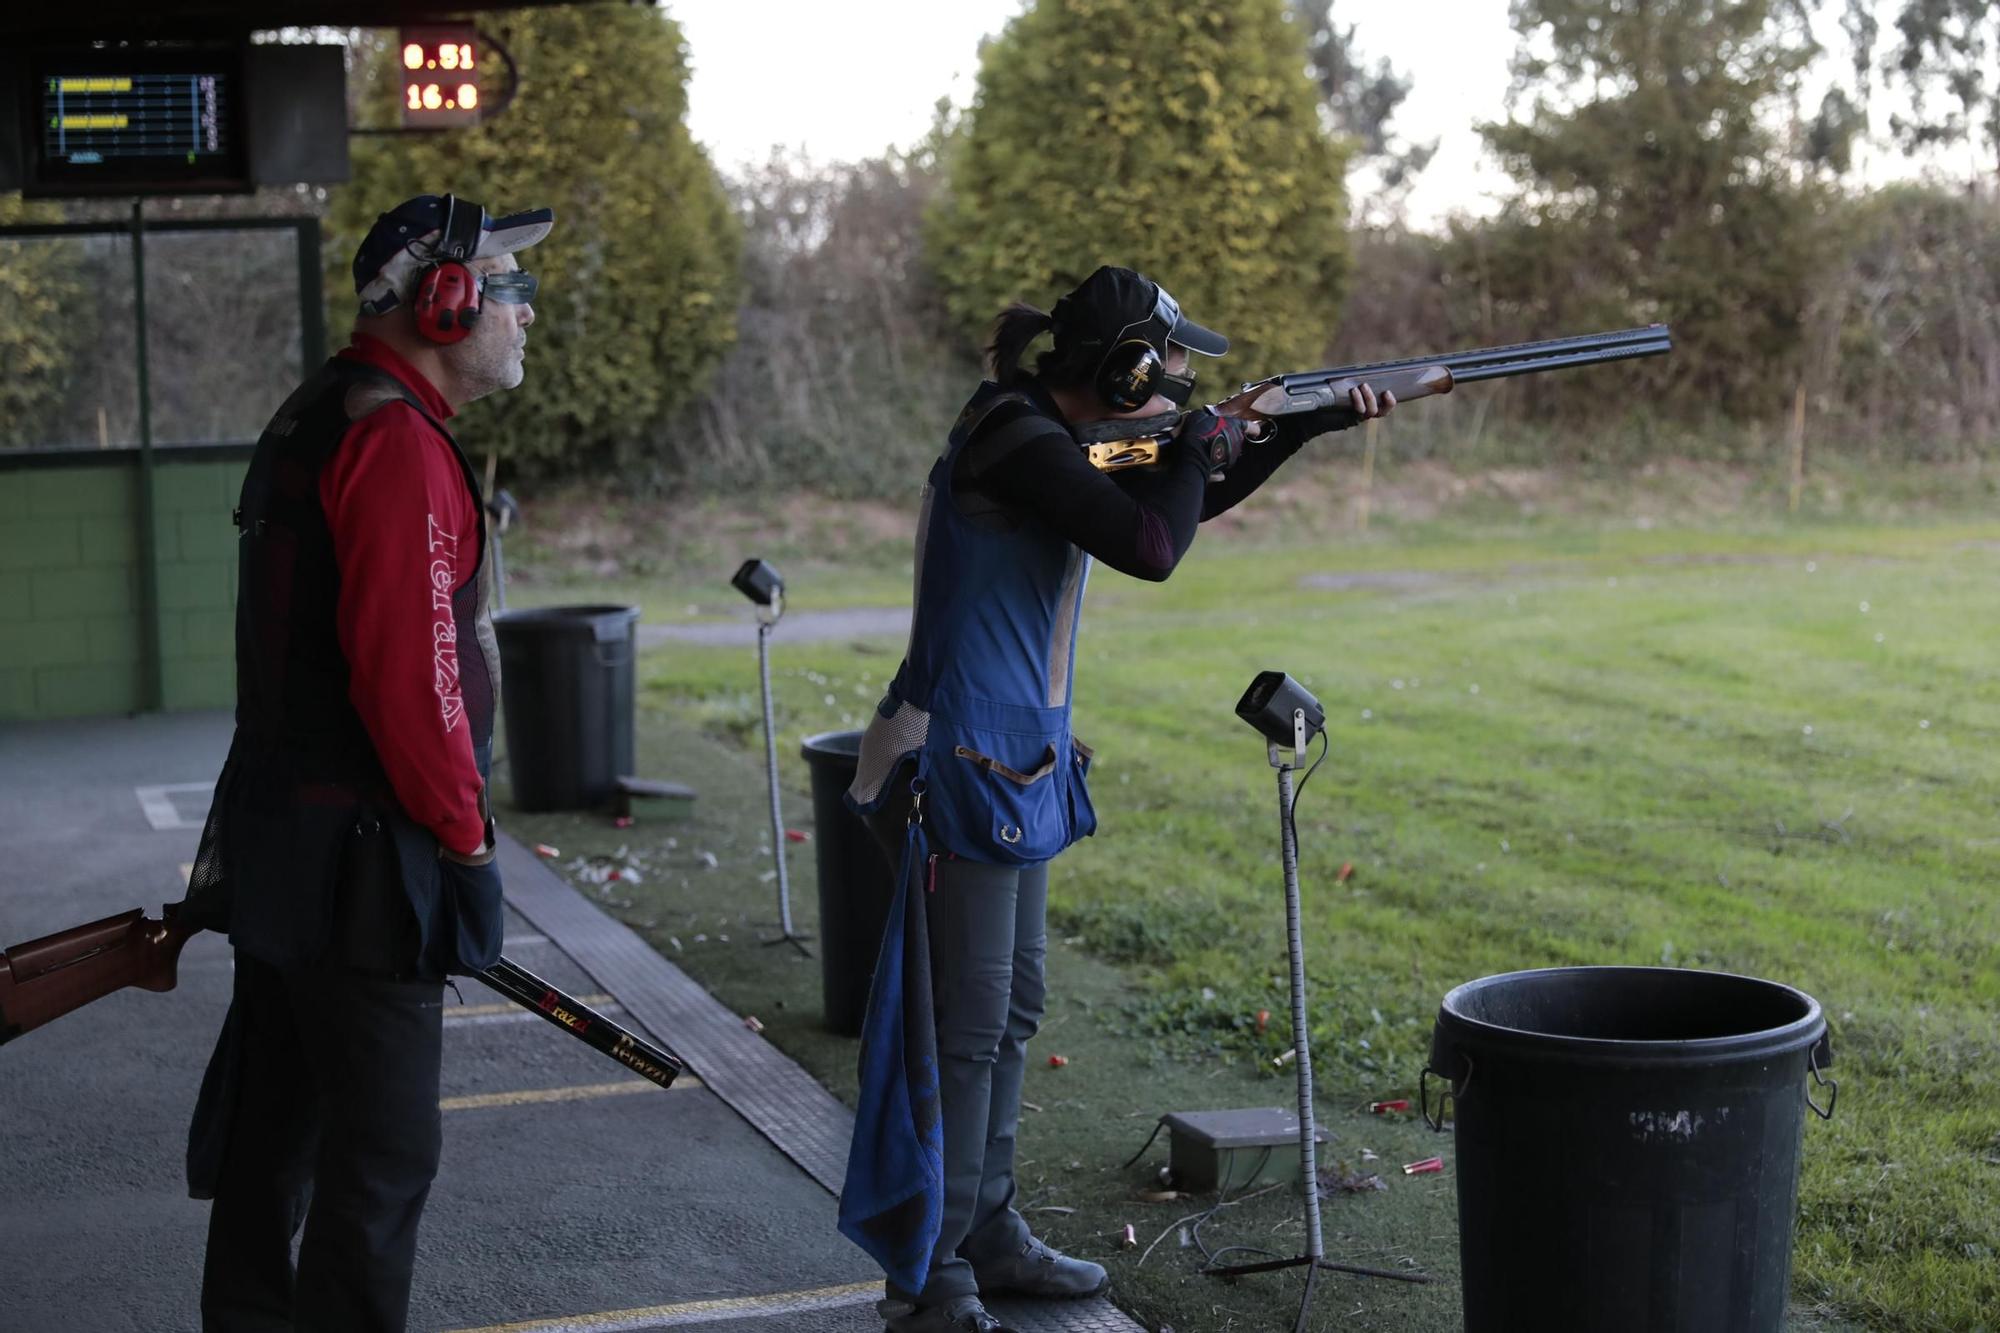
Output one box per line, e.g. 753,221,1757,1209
407,82,479,111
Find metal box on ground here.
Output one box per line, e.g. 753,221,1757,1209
1161,1107,1328,1193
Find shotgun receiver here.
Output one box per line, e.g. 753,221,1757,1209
1077,323,1674,472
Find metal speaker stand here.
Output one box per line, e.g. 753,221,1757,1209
1206,705,1430,1331
751,592,811,956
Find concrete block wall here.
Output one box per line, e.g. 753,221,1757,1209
0,451,246,720
155,460,243,712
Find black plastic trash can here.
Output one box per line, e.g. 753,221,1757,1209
494,604,639,812
800,730,898,1036
1423,966,1837,1333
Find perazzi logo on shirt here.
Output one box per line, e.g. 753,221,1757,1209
427,514,465,732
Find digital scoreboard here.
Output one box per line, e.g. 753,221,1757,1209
25,46,249,194
400,25,482,128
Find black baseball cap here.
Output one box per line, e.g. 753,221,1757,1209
1050,265,1230,363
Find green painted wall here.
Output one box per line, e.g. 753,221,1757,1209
0,452,245,719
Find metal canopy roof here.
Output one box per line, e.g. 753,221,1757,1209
0,1,601,43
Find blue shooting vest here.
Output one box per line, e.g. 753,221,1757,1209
846,381,1098,863
836,382,1097,1295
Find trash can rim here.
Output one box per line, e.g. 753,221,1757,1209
494,605,640,644
494,603,640,625
800,728,865,761
1437,965,1825,1065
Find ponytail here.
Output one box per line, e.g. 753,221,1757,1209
987,302,1054,386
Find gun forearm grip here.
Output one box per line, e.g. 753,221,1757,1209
1250,363,1452,417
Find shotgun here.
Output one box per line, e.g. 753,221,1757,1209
1076,323,1674,472
0,910,686,1089
0,904,197,1045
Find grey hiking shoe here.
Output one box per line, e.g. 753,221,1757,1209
970,1235,1111,1299
878,1295,1018,1332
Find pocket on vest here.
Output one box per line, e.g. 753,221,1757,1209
928,721,1070,865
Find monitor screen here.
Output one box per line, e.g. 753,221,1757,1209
25,44,251,195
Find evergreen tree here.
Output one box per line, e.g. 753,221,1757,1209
331,2,740,471
1462,0,1831,421
927,0,1351,382
0,196,94,448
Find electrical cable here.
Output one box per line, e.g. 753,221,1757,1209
1119,1117,1167,1171
1286,726,1331,825
1191,1147,1284,1269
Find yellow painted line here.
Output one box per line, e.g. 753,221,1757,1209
439,1077,698,1112
448,994,613,1020
443,1280,880,1332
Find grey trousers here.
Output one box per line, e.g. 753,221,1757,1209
865,780,1050,1305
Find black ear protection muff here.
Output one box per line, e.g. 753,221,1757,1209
411,195,487,345
1095,338,1167,412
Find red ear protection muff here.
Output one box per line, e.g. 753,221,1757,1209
412,194,488,345
1096,338,1166,412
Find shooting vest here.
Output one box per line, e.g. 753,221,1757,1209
847,382,1097,865
185,358,499,971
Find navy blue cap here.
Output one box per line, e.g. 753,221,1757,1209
353,195,554,315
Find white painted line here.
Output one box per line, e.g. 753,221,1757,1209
442,1281,880,1332
505,933,551,948
135,783,212,831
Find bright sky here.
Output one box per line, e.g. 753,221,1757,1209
676,0,1517,228
675,1,1929,229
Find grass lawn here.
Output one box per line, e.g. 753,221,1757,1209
503,502,1997,1333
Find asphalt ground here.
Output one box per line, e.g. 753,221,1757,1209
0,711,881,1333
0,711,1143,1333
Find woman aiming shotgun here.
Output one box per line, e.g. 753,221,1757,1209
835,265,1393,1333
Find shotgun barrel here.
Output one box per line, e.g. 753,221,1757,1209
1080,323,1674,471
2,909,689,1098
478,956,687,1090
1240,324,1673,418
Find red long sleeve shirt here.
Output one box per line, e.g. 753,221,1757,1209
318,333,488,856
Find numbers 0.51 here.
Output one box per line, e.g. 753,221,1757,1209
403,42,475,72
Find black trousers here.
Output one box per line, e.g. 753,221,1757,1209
198,819,446,1333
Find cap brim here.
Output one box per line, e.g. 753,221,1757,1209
1168,316,1229,357
473,207,555,260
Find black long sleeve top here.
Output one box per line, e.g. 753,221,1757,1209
949,380,1321,581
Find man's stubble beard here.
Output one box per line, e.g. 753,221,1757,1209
449,321,526,404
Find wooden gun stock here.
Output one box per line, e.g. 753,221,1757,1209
0,904,198,1046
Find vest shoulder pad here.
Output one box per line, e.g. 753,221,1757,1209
962,392,1071,459
342,377,414,423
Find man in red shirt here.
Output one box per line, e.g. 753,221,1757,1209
185,193,550,1332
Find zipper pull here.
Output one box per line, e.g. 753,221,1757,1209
926,853,938,894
